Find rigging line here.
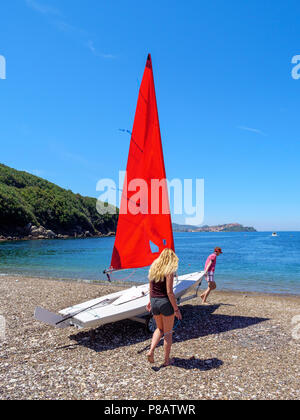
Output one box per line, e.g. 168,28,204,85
55,298,112,326
162,319,181,338
118,129,144,155
118,129,132,135
130,134,144,154
110,189,148,218
111,187,143,207
137,318,182,355
107,269,137,283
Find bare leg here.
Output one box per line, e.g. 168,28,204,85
162,314,175,366
200,282,216,304
200,287,211,303
147,315,163,363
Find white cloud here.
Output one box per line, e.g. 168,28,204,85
53,20,87,36
25,0,61,16
238,126,267,136
0,55,6,80
87,41,116,59
87,40,97,55
25,1,115,60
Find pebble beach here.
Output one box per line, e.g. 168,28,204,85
0,275,299,400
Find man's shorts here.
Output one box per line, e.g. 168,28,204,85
205,272,215,284
150,297,174,317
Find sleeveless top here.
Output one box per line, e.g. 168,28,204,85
150,277,168,298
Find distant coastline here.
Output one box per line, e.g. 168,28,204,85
0,225,116,242
172,223,257,232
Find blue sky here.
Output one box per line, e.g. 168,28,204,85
1,0,300,230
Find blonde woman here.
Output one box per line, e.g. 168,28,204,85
146,248,182,367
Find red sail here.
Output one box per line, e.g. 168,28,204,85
110,54,175,271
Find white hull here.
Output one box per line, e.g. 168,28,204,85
35,272,204,330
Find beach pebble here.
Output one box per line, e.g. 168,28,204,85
0,275,299,400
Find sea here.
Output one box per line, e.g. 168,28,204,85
0,232,300,295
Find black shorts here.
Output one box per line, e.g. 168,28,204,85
150,297,174,317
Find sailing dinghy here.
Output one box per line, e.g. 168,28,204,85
34,54,204,332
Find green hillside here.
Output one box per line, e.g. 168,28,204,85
0,163,118,238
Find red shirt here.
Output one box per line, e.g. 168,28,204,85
205,253,217,273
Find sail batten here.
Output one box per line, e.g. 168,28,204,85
110,54,174,271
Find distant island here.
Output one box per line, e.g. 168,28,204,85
172,223,257,232
0,163,118,241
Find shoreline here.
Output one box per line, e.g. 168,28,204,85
2,229,298,243
0,233,116,243
0,274,299,400
0,273,299,298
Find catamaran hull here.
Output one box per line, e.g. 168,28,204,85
34,272,204,330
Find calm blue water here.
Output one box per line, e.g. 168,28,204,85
0,232,300,295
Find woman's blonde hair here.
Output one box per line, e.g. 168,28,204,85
148,248,179,283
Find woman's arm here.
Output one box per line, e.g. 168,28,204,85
204,260,212,274
166,274,182,320
146,282,151,312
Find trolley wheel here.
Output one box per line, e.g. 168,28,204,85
146,315,157,334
